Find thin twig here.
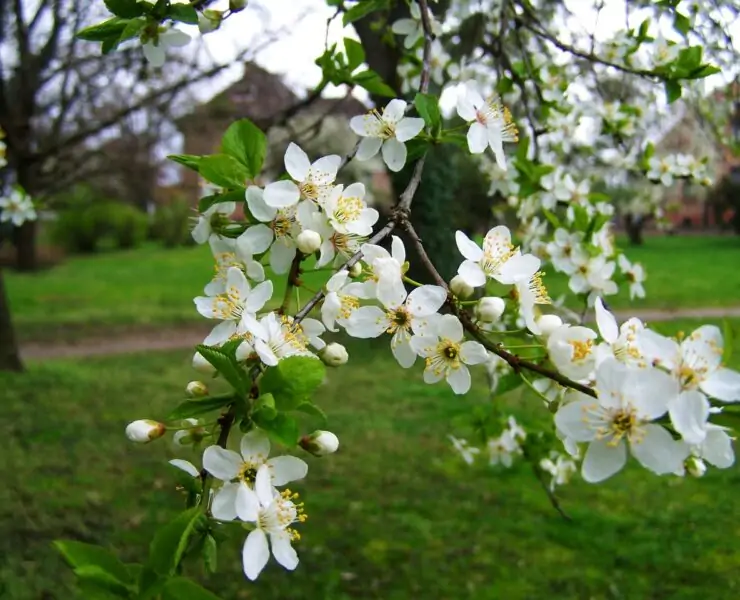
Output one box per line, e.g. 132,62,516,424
521,445,571,521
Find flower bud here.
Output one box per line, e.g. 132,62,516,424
193,352,216,374
320,342,348,366
450,275,474,299
229,0,247,12
476,296,506,322
186,381,208,397
686,456,706,478
126,420,166,443
173,418,206,447
299,430,339,456
348,262,363,278
296,229,322,254
536,314,563,337
198,9,223,33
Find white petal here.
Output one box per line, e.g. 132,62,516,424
245,280,273,313
467,122,489,154
191,217,211,244
669,391,709,445
235,482,261,522
487,124,506,170
169,459,199,477
203,321,236,346
410,334,437,358
240,430,271,463
254,464,274,506
142,42,165,67
582,438,627,483
594,297,618,344
346,306,387,338
625,367,676,420
682,325,723,375
239,224,274,254
423,365,445,384
460,341,489,365
391,334,417,368
162,29,191,47
702,428,735,468
437,314,464,342
202,446,243,481
395,117,425,142
447,366,472,394
455,231,484,261
311,155,341,181
243,529,270,581
638,329,679,370
254,340,279,367
377,276,407,309
555,399,597,442
391,236,406,264
381,138,407,172
267,456,308,485
284,142,311,181
700,368,740,402
382,99,407,123
456,93,477,121
326,270,349,293
264,180,300,208
246,186,276,222
495,253,540,284
458,260,486,287
406,285,446,316
211,483,239,521
270,533,299,571
630,424,686,475
270,241,296,274
355,136,383,161
350,114,371,136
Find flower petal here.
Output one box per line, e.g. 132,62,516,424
264,180,300,208
311,155,341,181
235,482,261,521
245,280,274,314
355,136,383,160
406,285,446,317
203,446,243,481
346,306,388,338
447,366,471,394
410,334,437,358
437,314,464,342
395,117,425,142
701,427,735,468
243,529,270,581
581,438,627,483
254,464,274,506
496,253,540,284
455,231,484,261
211,482,239,521
630,424,687,475
239,224,274,254
240,430,271,463
594,297,619,344
700,367,740,402
391,236,406,264
669,390,709,445
191,217,211,244
381,138,407,172
391,334,417,368
460,341,489,365
625,366,676,420
467,122,489,154
270,241,296,274
382,99,407,123
638,329,680,370
284,142,311,181
458,260,486,287
169,459,199,477
203,321,236,346
555,399,597,442
270,532,299,571
267,456,308,486
246,186,276,222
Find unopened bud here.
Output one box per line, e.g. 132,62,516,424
193,352,216,374
348,262,363,278
536,314,563,337
173,418,206,447
296,229,322,254
186,381,209,397
126,420,166,443
198,10,223,34
229,0,247,12
320,342,348,366
450,275,474,299
299,430,339,456
686,456,706,478
476,296,506,322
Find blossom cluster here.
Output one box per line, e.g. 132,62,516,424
0,187,36,228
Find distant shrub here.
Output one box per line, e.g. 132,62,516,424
150,198,195,248
108,203,148,249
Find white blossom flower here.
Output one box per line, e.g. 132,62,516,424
240,186,299,274
617,254,646,300
263,143,340,208
321,270,366,332
646,156,676,187
456,84,518,169
568,255,618,304
142,28,191,68
322,183,379,235
652,34,679,66
515,271,551,334
555,359,687,482
487,430,521,467
638,326,740,402
348,284,446,367
684,424,735,469
359,236,408,307
593,298,646,367
206,237,265,296
391,1,424,48
194,267,273,346
410,314,489,394
172,418,206,447
456,226,540,288
246,312,317,366
539,452,578,491
237,466,305,580
547,324,598,380
192,201,235,245
0,188,36,227
350,99,425,172
203,430,307,523
449,435,480,465
546,229,586,275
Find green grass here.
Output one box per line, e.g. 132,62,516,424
2,318,740,599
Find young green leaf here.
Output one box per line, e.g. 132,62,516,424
104,0,145,18
295,401,328,428
253,393,278,421
72,566,133,597
352,69,396,97
148,507,204,576
163,577,221,599
342,0,389,26
259,356,326,410
195,344,249,397
168,3,199,24
220,118,267,178
258,413,300,447
344,38,366,71
198,154,250,189
414,93,442,131
168,394,234,420
76,18,129,42
197,188,246,213
664,79,682,103
203,534,218,574
168,153,203,173
54,541,132,585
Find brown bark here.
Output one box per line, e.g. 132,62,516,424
0,269,23,372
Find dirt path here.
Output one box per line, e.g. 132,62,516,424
20,306,740,361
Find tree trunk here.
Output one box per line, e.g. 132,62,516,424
624,214,644,245
0,269,23,372
13,221,38,271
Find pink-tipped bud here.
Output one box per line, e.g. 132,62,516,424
299,430,339,456
126,420,166,443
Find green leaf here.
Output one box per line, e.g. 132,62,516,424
677,46,702,72
73,566,132,597
440,131,468,148
169,3,198,24
196,344,249,397
342,0,388,26
686,64,721,79
673,12,691,36
344,38,366,71
253,393,277,421
220,119,266,178
496,372,524,396
76,18,129,41
148,507,204,576
54,541,132,585
258,413,300,447
414,93,441,131
541,209,561,229
295,401,328,428
198,154,249,189
259,356,326,410
198,188,245,213
168,153,203,173
352,69,396,97
665,79,682,103
203,535,218,574
104,0,145,18
168,394,234,420
723,319,734,364
163,577,221,599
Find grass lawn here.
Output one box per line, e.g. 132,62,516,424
2,318,740,599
